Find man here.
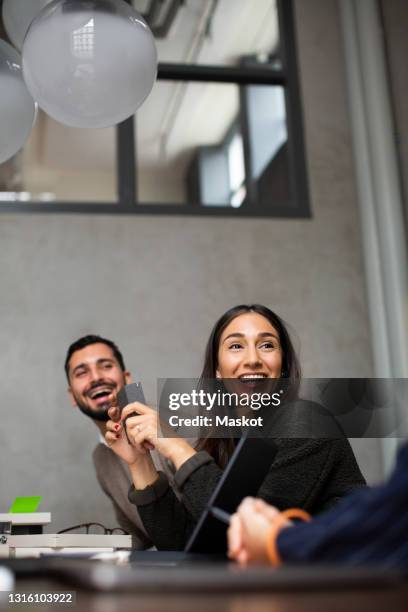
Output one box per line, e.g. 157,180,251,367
65,335,171,548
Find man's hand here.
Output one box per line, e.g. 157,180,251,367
227,497,291,565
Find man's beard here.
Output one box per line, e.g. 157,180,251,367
73,379,125,423
76,399,111,422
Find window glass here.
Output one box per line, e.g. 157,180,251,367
245,84,291,204
0,111,116,204
135,80,290,208
135,81,243,206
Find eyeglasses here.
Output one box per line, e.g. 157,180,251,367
57,522,128,535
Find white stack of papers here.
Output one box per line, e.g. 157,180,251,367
0,512,51,527
8,533,132,558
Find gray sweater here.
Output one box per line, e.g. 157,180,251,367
128,438,366,550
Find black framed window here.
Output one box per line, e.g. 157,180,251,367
0,0,310,217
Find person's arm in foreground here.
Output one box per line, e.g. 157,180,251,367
228,443,408,569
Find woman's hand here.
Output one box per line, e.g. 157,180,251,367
121,402,197,469
105,402,149,466
228,497,291,565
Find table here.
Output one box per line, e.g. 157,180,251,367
2,569,407,612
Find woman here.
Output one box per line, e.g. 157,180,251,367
106,304,365,550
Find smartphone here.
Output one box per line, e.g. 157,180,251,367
117,382,146,409
117,382,146,444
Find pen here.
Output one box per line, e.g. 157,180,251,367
209,506,231,525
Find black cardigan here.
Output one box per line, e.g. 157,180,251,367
128,438,366,550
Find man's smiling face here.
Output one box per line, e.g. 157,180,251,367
67,342,131,421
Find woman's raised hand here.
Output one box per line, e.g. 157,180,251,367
121,402,196,469
104,395,149,465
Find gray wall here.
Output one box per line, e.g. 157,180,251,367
0,0,384,531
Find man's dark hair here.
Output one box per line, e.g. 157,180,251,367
65,335,126,380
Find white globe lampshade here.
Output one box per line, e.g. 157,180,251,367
2,0,54,51
22,0,158,129
0,40,37,164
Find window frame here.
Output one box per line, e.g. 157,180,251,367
0,0,310,218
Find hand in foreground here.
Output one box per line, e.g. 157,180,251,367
227,497,291,565
121,402,196,468
105,395,149,466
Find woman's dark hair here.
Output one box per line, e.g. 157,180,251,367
196,304,301,467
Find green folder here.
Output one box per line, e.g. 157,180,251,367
9,496,42,513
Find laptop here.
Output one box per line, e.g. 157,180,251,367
129,433,278,565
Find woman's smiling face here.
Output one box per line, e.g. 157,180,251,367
216,312,283,382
